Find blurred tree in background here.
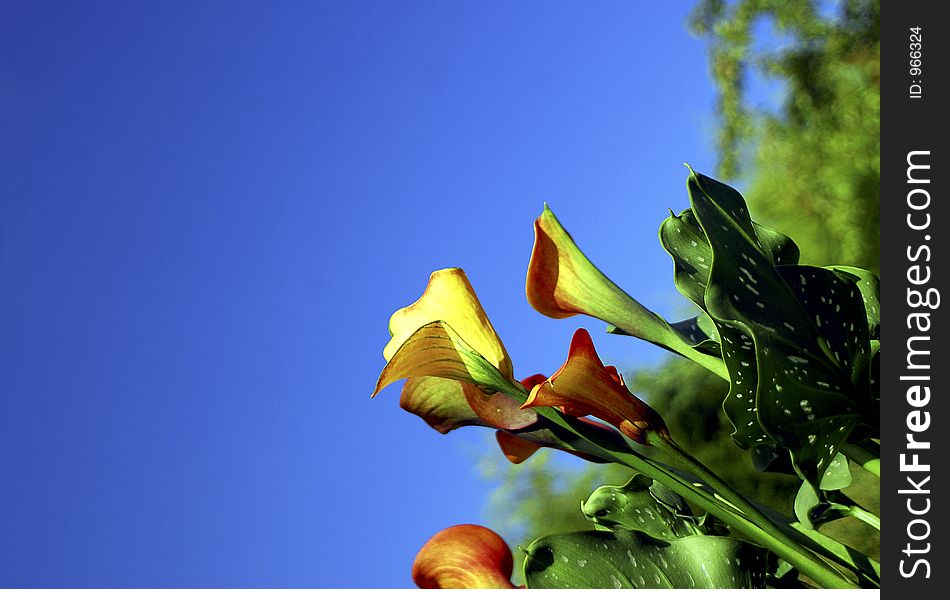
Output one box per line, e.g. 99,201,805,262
483,0,880,571
692,0,879,269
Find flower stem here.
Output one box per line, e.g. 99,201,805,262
530,406,858,589
649,434,859,589
845,505,880,530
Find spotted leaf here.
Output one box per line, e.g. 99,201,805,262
581,474,702,539
685,170,874,487
522,530,767,589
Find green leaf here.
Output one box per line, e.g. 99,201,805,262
753,221,801,267
818,452,852,491
670,317,715,346
658,203,804,450
792,483,822,530
827,266,880,339
794,452,852,529
749,443,794,475
718,320,768,448
685,170,874,487
581,475,701,539
658,207,800,313
522,530,767,589
659,208,713,310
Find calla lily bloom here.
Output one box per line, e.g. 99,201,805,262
527,205,727,379
373,268,536,431
522,328,671,445
527,205,671,335
412,524,517,589
383,268,512,377
374,268,626,464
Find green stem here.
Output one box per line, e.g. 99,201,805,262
651,435,858,589
789,523,880,587
843,504,880,531
676,343,730,381
841,443,880,477
744,496,879,586
531,407,858,589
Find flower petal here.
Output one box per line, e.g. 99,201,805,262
495,430,542,464
527,205,682,350
464,387,538,430
373,321,520,399
385,268,513,378
412,524,516,589
522,328,670,445
399,377,485,434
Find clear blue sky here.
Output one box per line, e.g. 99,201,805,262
0,0,745,587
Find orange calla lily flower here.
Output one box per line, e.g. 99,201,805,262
527,206,728,379
412,524,517,589
522,328,671,445
527,205,667,330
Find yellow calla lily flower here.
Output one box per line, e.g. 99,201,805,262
373,268,536,433
383,268,513,378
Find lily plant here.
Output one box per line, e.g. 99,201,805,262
373,169,880,589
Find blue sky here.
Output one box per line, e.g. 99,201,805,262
1,0,746,587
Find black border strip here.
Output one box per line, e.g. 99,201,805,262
882,0,945,592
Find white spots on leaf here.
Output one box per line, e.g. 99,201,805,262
627,550,638,567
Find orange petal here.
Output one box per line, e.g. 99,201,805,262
495,430,542,464
520,373,549,389
464,387,538,431
527,206,703,354
412,524,516,589
526,206,648,323
522,328,670,445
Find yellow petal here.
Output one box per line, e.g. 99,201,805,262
399,377,484,434
384,268,513,379
373,321,520,399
